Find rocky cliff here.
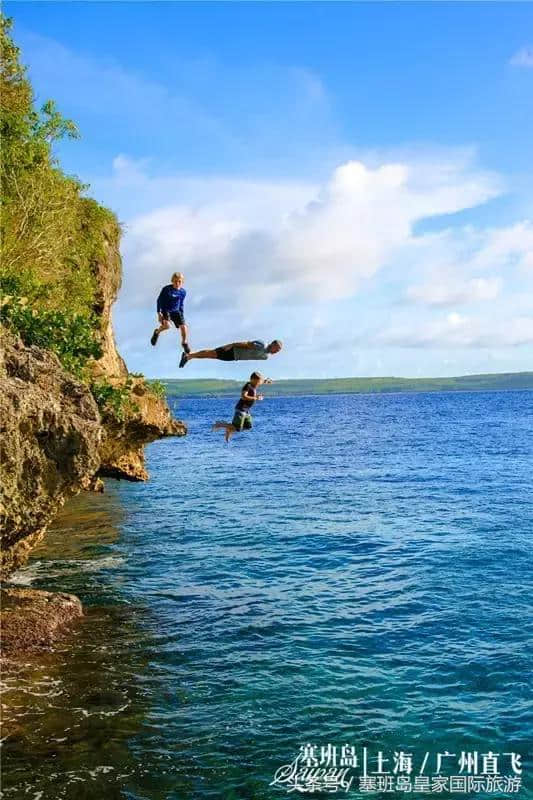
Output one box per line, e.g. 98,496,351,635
88,219,185,481
98,375,184,481
0,332,101,577
0,16,185,652
0,225,185,584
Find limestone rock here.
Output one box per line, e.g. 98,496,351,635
0,588,83,655
0,332,101,578
97,376,186,481
87,226,186,479
90,228,128,380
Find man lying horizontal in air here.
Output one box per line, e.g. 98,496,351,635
179,339,282,368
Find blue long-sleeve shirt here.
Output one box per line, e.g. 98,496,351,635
157,285,186,314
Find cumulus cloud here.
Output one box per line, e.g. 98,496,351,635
116,153,501,314
401,219,533,309
406,276,503,306
510,47,533,67
469,221,533,274
100,150,533,370
16,26,533,376
374,312,533,349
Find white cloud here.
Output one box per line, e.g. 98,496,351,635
406,276,503,306
116,153,501,315
97,151,533,372
373,313,533,349
14,25,533,377
510,47,533,67
469,221,533,274
402,220,533,308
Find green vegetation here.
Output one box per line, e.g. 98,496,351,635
0,15,118,378
1,293,102,376
0,16,136,422
147,379,167,399
160,373,533,398
90,378,139,422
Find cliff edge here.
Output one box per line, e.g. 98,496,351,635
0,15,185,654
0,222,185,580
88,217,185,481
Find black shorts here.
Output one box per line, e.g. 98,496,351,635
162,311,185,327
215,346,235,361
232,410,252,431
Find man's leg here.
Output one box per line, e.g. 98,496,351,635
212,421,237,442
224,426,237,442
151,318,170,346
181,346,231,369
179,323,190,353
187,349,218,360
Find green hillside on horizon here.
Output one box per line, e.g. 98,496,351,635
155,371,533,398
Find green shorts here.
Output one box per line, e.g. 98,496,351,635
232,410,253,431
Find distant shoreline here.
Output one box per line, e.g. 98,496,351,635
154,372,533,398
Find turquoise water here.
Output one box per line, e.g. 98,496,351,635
2,391,532,799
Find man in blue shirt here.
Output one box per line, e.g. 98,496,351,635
179,338,282,368
150,272,190,353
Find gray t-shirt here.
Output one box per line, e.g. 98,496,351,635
233,340,269,361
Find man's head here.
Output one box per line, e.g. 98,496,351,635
267,340,283,355
171,272,184,288
250,371,263,386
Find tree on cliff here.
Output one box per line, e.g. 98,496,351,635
1,15,81,284
0,14,120,376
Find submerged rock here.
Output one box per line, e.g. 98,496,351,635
0,587,83,655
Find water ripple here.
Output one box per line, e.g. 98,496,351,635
3,391,533,798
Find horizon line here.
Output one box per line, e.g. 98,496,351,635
148,370,533,382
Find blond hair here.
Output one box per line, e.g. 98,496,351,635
171,272,184,282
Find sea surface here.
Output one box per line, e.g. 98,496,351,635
2,391,532,800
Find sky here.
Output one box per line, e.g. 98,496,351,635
6,1,533,380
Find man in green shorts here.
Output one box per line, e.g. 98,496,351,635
179,339,282,368
212,372,271,442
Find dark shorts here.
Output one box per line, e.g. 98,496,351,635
162,311,185,327
232,410,252,431
215,346,235,362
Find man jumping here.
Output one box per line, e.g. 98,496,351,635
179,339,282,368
212,371,271,443
151,272,190,353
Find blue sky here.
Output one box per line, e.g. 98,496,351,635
6,2,533,379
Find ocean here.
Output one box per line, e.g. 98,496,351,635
2,391,532,799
